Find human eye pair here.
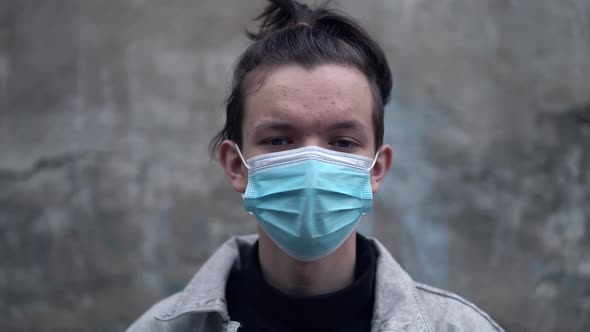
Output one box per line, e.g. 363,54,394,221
261,137,359,150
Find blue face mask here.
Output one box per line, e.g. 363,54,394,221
236,145,378,262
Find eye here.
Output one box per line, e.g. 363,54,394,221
330,138,358,149
265,137,292,146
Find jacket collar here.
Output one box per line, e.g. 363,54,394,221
155,234,433,332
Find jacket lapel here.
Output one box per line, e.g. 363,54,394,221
370,239,434,332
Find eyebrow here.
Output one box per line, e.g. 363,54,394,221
253,120,368,132
328,120,368,131
253,121,295,132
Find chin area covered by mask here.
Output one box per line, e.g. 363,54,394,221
235,145,378,262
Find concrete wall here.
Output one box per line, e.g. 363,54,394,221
1,1,589,331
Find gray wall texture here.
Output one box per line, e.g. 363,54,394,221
1,0,589,331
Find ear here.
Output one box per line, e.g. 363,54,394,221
219,140,248,193
370,144,393,193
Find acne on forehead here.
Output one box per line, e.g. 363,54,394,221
252,66,369,103
242,64,374,136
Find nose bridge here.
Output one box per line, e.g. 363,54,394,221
301,132,324,149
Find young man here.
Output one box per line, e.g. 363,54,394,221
128,1,505,331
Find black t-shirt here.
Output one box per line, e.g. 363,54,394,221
225,234,377,332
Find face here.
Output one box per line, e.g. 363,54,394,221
220,64,392,194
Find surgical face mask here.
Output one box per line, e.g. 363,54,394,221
235,145,378,262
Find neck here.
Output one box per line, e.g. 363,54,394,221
257,227,357,296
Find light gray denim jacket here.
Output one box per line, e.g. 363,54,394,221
128,235,505,332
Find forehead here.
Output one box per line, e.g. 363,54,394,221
242,64,373,131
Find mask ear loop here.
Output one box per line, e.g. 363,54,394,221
234,143,251,170
234,144,254,211
368,151,380,171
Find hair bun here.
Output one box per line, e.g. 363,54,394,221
248,0,313,40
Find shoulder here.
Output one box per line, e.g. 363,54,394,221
126,293,182,332
415,282,505,332
126,235,258,331
367,237,504,332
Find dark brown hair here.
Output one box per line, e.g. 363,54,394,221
209,0,392,155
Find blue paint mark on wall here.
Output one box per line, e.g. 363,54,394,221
376,93,450,288
139,206,171,295
357,211,374,236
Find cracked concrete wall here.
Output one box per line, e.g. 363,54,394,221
0,1,588,331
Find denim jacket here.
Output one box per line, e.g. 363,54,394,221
128,235,504,332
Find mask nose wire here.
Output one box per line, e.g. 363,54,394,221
368,151,380,171
234,143,251,170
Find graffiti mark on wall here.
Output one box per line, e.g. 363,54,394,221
376,94,450,288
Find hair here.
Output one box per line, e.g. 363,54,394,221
209,0,392,156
